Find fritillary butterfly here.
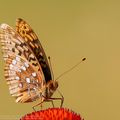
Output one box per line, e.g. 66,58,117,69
0,18,63,110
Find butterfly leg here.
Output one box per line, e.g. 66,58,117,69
32,91,64,111
32,97,54,111
41,95,64,108
32,100,44,111
46,97,64,108
45,90,64,108
43,99,55,108
57,89,64,107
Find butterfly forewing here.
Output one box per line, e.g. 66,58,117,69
0,23,46,103
16,18,52,82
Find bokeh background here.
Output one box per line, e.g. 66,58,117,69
0,0,120,120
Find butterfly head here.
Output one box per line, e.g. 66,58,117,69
46,80,58,98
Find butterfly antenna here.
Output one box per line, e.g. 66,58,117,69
55,57,86,81
48,56,54,80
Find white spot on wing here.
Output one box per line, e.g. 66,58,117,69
40,52,43,56
10,64,14,70
33,87,37,92
0,24,8,29
15,76,20,80
18,69,21,72
16,56,20,61
19,83,23,88
26,78,30,83
12,60,17,65
21,66,26,71
24,62,29,68
32,72,37,77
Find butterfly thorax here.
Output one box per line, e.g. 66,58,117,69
45,80,58,98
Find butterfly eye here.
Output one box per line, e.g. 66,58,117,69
49,81,58,91
49,83,54,89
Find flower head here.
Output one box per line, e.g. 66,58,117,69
20,108,84,120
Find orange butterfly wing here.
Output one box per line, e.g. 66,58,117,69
0,24,46,103
16,18,52,83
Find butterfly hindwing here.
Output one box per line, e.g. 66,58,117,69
16,18,52,82
5,55,46,103
0,23,45,103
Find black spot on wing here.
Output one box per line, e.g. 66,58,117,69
37,53,52,83
18,51,22,56
28,56,36,62
32,63,38,66
12,48,15,52
25,38,52,82
20,42,26,47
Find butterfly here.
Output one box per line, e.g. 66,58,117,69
0,18,63,110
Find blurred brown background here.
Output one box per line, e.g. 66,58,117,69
0,0,120,120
